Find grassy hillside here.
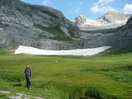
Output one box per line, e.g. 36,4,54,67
0,52,132,99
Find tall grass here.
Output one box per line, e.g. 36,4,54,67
0,53,132,99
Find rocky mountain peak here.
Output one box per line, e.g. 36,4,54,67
76,15,87,19
105,11,122,15
74,15,89,25
70,11,131,29
97,11,131,23
70,15,97,26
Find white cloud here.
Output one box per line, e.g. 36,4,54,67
123,4,132,14
98,0,113,4
42,0,53,6
91,5,115,14
90,0,116,14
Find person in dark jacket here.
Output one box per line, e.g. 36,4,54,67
24,64,32,89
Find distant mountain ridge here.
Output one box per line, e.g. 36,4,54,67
70,15,101,26
70,11,131,29
97,11,131,23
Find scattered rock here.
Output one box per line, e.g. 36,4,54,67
0,90,45,99
0,90,10,94
9,96,30,99
9,93,45,99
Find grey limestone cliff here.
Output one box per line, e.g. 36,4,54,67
110,16,132,48
0,0,79,49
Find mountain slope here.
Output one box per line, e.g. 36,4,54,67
110,16,132,48
0,0,79,49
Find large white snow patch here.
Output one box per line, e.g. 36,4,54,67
15,46,111,56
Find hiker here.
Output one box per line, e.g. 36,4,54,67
24,64,32,89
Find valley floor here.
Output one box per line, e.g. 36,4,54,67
0,52,132,99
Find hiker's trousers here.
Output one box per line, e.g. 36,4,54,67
26,77,31,89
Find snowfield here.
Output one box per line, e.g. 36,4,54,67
15,46,111,56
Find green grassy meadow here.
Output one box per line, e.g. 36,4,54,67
0,51,132,99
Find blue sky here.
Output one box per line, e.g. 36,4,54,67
21,0,132,19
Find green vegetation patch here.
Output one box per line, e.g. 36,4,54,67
108,46,132,55
0,47,9,55
0,94,8,99
34,24,72,41
82,27,121,34
102,64,132,82
16,7,33,17
100,27,121,34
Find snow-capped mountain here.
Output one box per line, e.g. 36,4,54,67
70,11,131,29
97,11,131,24
70,15,102,27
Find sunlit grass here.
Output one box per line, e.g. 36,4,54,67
0,53,132,99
